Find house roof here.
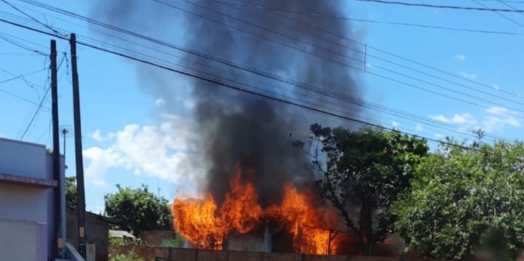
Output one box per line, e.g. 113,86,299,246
109,230,135,239
67,208,120,225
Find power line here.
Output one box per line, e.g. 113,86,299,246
20,52,66,140
206,0,524,104
207,0,522,35
0,7,514,142
352,0,524,13
0,33,46,55
0,0,63,35
0,68,45,83
0,17,513,149
471,0,524,27
213,0,524,100
22,0,524,103
151,0,524,117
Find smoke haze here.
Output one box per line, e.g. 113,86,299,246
89,0,365,206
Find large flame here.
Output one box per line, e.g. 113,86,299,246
171,163,339,255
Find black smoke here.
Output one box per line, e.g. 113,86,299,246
89,0,365,207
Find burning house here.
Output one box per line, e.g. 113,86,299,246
91,0,369,256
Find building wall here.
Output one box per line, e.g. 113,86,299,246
0,137,48,180
109,245,460,261
0,138,65,261
141,230,177,246
66,210,111,261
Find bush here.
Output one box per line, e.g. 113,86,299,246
109,249,144,261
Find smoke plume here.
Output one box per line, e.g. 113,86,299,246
90,0,365,206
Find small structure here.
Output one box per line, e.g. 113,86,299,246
225,226,272,252
141,230,178,246
66,209,119,261
109,229,136,244
0,138,65,261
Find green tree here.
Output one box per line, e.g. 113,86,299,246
391,137,524,260
294,124,429,255
65,176,78,209
105,184,173,237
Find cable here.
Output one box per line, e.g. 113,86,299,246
0,9,512,142
207,0,522,35
1,17,512,150
0,68,45,83
22,0,524,105
150,0,524,117
472,0,524,27
215,0,524,100
206,0,524,106
19,53,66,140
0,0,64,36
352,0,524,13
0,33,46,55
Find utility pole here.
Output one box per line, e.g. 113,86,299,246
70,33,87,258
50,39,63,259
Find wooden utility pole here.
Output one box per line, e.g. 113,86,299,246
50,39,64,260
70,33,87,258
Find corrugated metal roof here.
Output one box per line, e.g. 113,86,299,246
109,230,135,238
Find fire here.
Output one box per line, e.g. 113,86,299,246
171,163,339,255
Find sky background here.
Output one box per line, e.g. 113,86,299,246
1,0,524,214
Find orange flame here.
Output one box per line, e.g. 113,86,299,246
171,163,339,255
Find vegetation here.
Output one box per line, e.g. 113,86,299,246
391,135,524,261
65,176,78,210
109,237,126,246
160,237,185,248
104,184,173,237
108,248,144,261
294,124,429,255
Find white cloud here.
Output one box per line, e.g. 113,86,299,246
482,106,520,132
415,124,423,131
429,113,477,125
92,130,104,142
83,114,206,191
492,84,500,90
460,72,477,80
392,121,399,127
155,98,166,106
453,55,466,61
428,107,520,134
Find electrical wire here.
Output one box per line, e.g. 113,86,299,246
21,0,524,104
19,53,66,140
0,7,516,142
207,0,522,35
0,68,45,83
352,0,524,13
471,0,524,27
1,17,514,150
211,0,524,102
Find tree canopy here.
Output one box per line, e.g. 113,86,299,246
104,184,173,237
295,124,429,255
65,176,78,210
391,137,524,260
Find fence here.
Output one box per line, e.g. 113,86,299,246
109,245,446,261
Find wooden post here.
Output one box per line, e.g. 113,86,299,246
168,247,172,261
194,248,199,261
145,245,149,261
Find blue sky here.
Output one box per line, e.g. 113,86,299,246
1,0,524,214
